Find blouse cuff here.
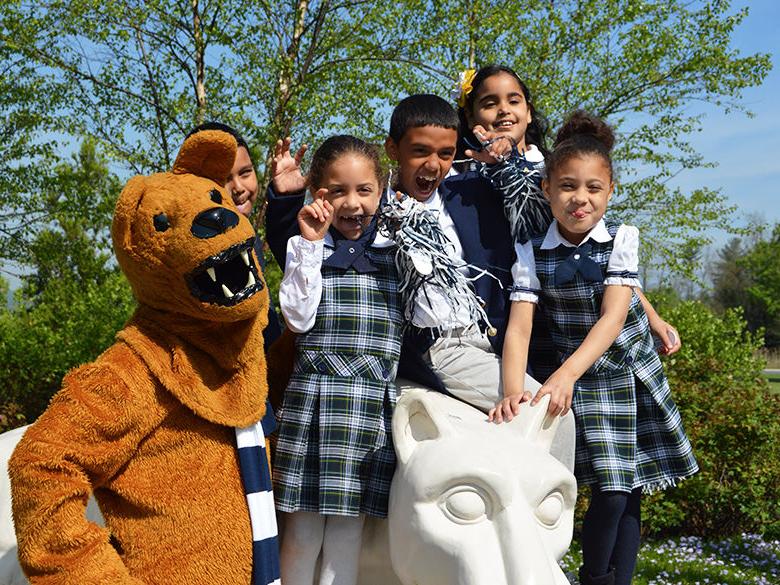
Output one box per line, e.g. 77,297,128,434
604,276,642,288
291,236,324,266
509,285,540,304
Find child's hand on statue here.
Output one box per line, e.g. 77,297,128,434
531,369,575,417
488,390,532,423
298,189,333,241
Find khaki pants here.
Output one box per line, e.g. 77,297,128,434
421,329,542,413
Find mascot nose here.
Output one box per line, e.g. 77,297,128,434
191,207,240,238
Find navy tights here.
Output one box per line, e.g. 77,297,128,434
581,487,642,585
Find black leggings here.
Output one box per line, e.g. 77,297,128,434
581,487,642,585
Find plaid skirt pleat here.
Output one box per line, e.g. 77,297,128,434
273,368,396,517
573,352,698,493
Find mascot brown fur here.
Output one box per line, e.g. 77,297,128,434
9,130,271,584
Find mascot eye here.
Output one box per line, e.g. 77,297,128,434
440,486,490,525
209,189,223,204
153,213,170,232
535,491,564,528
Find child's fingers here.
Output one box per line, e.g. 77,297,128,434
313,187,328,201
511,397,522,416
294,144,308,165
283,136,292,153
274,139,284,158
472,125,489,144
322,199,334,214
530,387,547,406
312,200,330,221
395,190,404,201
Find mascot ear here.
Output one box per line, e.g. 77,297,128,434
172,130,237,186
112,175,147,257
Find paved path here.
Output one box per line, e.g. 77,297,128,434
764,369,780,376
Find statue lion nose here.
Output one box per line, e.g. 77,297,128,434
191,207,240,238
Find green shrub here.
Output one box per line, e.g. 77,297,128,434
639,297,780,537
0,271,135,426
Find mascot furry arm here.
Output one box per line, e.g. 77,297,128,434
9,131,276,585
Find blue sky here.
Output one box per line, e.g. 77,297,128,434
668,1,779,244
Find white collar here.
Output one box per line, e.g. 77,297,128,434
540,218,612,249
324,227,393,249
522,144,545,163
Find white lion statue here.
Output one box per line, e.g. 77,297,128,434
0,390,576,585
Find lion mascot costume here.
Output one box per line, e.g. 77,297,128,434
8,130,280,585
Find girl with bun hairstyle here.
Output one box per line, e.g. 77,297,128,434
493,111,699,585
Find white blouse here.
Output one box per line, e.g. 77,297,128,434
509,219,642,304
279,231,394,333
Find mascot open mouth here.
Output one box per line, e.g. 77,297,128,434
187,237,264,306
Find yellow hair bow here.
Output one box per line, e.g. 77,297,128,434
453,68,477,108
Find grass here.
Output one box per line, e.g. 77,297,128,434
559,534,780,584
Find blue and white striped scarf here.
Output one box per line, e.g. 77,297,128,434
235,403,280,585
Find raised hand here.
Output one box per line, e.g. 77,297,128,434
465,124,515,164
298,188,333,241
272,137,308,195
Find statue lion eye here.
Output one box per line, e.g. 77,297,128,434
535,491,564,528
440,487,489,524
153,213,170,232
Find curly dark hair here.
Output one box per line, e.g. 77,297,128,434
546,110,615,179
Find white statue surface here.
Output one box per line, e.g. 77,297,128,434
0,390,576,585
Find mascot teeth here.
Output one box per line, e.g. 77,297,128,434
188,237,264,306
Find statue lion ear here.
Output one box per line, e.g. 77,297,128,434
509,396,576,473
172,130,237,186
393,389,454,465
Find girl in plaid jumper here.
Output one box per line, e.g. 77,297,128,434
274,136,401,585
494,111,698,585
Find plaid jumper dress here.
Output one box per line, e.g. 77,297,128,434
530,220,698,493
274,244,402,517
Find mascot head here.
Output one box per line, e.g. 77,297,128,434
112,130,266,322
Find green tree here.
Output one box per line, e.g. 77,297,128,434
0,142,135,427
740,224,780,346
707,226,780,347
3,1,769,259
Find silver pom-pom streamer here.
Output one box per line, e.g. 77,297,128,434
377,194,498,336
479,152,552,242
